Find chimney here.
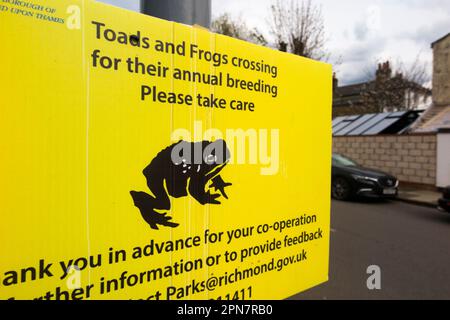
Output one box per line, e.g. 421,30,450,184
278,41,288,52
376,61,392,82
432,33,450,106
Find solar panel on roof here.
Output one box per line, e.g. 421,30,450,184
350,113,390,135
336,114,377,136
332,116,347,128
333,115,362,134
331,110,423,136
388,111,406,117
363,118,399,135
332,119,353,135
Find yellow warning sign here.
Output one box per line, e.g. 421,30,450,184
0,0,332,300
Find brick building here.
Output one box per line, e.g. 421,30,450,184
332,33,450,188
332,62,432,118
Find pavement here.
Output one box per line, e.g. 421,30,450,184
397,185,441,208
290,199,450,300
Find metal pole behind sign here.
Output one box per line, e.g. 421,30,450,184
140,0,211,28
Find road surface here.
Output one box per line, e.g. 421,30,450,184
291,199,450,299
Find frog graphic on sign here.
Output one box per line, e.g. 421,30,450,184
130,140,232,230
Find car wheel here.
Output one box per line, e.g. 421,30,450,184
332,177,352,200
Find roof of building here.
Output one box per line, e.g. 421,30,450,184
333,78,431,109
332,110,423,136
333,81,373,107
335,82,366,96
431,33,450,48
412,105,450,132
334,81,377,96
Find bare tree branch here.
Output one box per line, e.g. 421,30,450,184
211,13,267,46
268,0,329,61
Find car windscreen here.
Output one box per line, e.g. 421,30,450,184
332,154,358,166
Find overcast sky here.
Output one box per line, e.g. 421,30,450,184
98,0,450,86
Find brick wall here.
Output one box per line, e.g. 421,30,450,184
332,134,437,186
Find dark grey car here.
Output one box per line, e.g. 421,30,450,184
332,154,399,201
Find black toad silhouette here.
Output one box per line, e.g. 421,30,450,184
130,139,232,230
